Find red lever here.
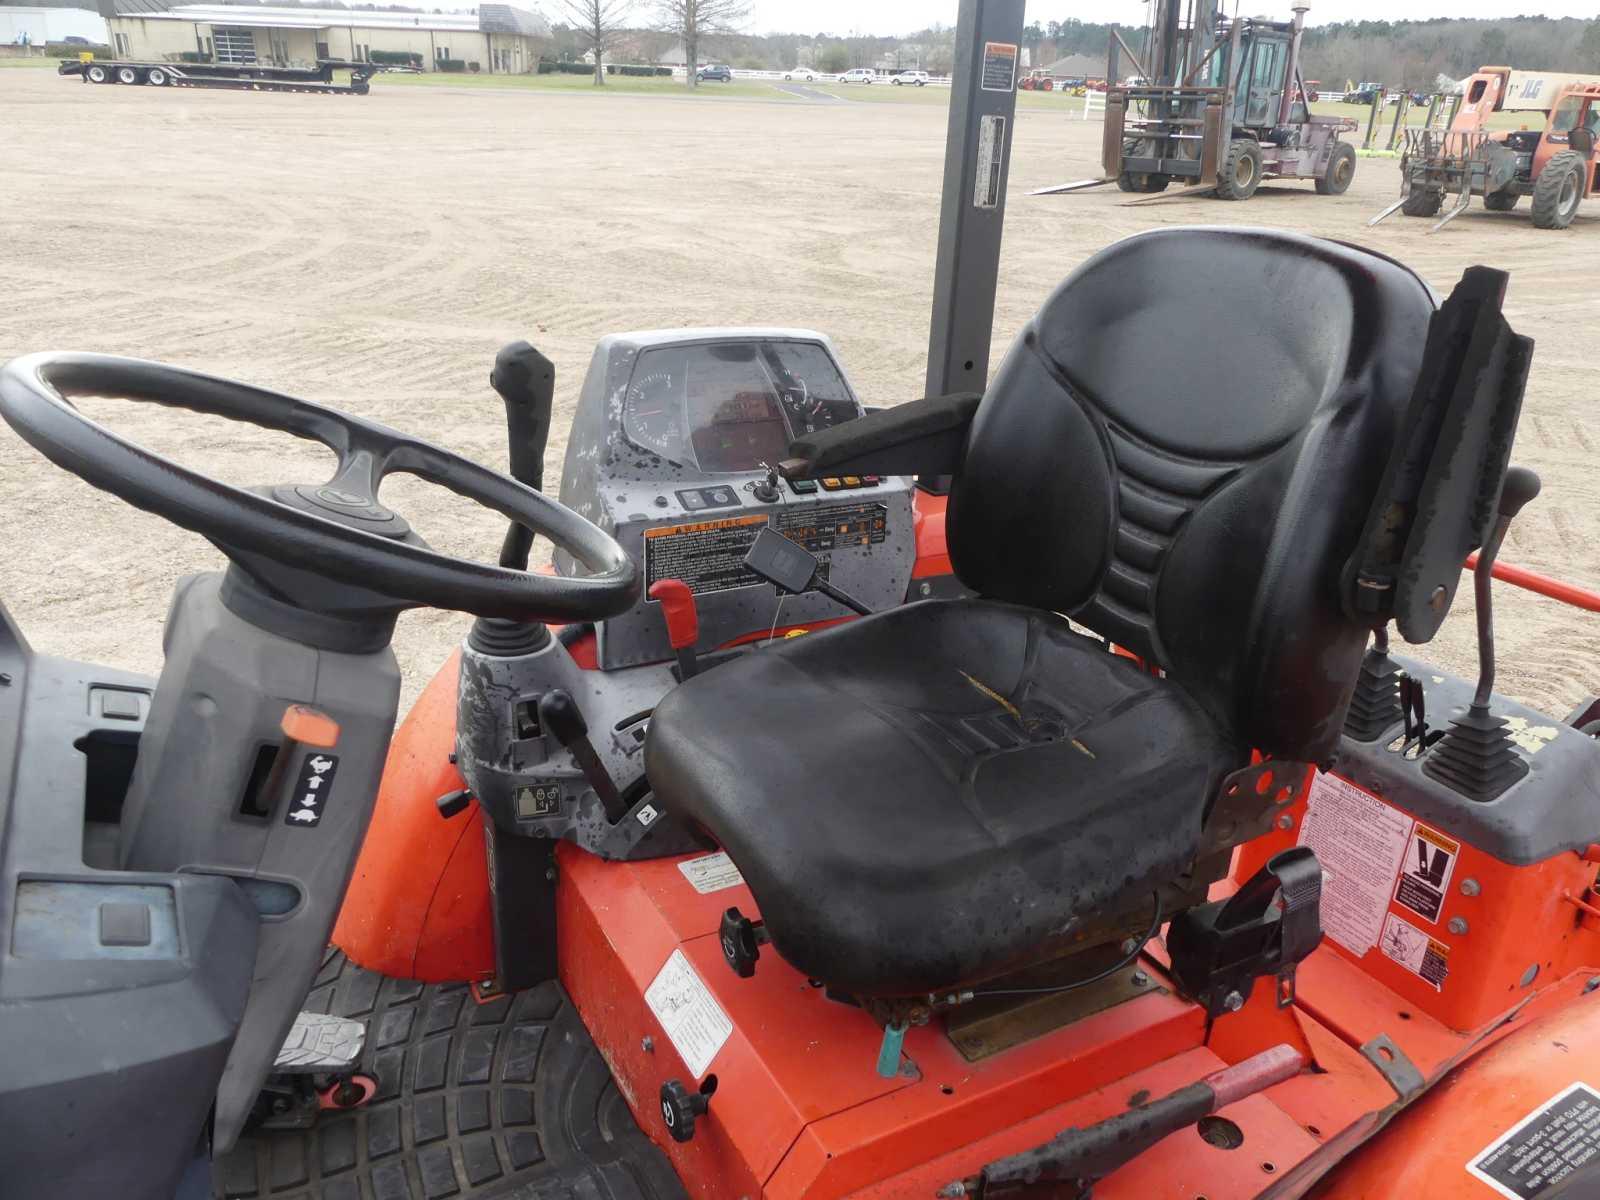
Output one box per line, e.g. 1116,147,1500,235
649,579,699,650
650,579,700,680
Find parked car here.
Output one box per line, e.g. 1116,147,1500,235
839,68,876,84
784,67,817,82
696,64,732,82
892,70,930,86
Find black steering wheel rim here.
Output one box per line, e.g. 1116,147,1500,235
0,352,639,623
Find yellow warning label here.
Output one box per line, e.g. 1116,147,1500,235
643,514,768,540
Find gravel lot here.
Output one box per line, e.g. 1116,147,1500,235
2,68,1594,714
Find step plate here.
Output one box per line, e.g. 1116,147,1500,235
215,949,686,1200
274,1011,365,1074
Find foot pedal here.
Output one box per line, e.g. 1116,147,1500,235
274,1010,365,1074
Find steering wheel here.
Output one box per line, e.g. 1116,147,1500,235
0,352,639,623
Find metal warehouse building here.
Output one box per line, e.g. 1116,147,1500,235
103,1,550,73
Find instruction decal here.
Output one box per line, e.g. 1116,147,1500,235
645,948,733,1077
1468,1082,1600,1199
1394,822,1460,924
644,513,768,597
1380,911,1450,989
973,115,1006,209
678,851,745,895
980,41,1017,92
1296,771,1413,957
285,753,338,828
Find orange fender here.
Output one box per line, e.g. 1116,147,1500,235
1310,971,1600,1199
332,650,496,983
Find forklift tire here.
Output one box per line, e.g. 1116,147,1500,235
116,65,141,84
85,63,110,84
1401,188,1442,218
146,66,169,86
1216,139,1263,201
1315,142,1357,195
1532,151,1585,229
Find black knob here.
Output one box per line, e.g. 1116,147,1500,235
719,907,769,978
752,463,780,503
659,1078,711,1143
435,788,473,819
1498,465,1541,519
537,689,588,747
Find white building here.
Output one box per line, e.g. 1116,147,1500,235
106,1,549,72
1,4,108,45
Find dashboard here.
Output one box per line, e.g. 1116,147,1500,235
622,339,861,472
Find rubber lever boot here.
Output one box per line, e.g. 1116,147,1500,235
537,689,627,822
650,578,700,679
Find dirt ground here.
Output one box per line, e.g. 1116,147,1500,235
1,69,1595,716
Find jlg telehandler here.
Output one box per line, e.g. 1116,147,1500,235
1372,66,1600,232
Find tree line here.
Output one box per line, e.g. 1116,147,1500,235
546,10,1600,92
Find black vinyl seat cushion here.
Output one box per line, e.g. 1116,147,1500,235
646,600,1242,996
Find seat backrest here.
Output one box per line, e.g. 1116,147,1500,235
947,228,1435,762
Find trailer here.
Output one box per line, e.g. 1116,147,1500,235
57,57,376,95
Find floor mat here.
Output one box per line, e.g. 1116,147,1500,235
214,950,686,1200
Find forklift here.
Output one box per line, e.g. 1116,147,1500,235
3,3,1600,1200
1035,1,1357,201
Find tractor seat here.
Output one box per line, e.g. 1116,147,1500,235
647,599,1240,995
646,227,1438,999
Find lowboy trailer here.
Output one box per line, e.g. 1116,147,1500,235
58,57,376,95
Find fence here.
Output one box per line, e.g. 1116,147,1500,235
1081,90,1107,119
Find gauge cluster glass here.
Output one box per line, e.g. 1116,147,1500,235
620,339,859,472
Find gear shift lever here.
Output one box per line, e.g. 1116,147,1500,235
1468,466,1542,710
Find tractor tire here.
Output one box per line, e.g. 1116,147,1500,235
1315,142,1357,195
86,62,110,83
116,65,140,84
1532,151,1585,229
146,66,169,86
1216,139,1263,201
1484,189,1519,211
1401,188,1442,217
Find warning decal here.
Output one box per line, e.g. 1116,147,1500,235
644,949,733,1078
643,513,768,596
1380,911,1450,989
1468,1082,1600,1199
1296,770,1414,957
1394,822,1460,924
980,41,1018,92
677,851,745,895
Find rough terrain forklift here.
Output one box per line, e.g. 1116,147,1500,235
1033,2,1357,201
5,5,1600,1200
1371,66,1600,232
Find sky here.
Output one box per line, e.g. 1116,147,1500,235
743,1,1600,37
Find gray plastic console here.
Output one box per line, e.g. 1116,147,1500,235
1334,652,1600,865
0,599,260,1200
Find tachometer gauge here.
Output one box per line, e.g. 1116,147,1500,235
623,368,684,459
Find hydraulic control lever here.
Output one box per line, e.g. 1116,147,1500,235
649,579,700,679
1422,466,1541,802
537,689,627,823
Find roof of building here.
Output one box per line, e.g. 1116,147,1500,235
1042,53,1104,77
109,0,548,35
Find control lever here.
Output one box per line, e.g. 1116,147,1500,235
537,690,626,823
649,579,700,679
743,527,871,617
469,342,557,657
1422,465,1542,801
1469,465,1542,711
